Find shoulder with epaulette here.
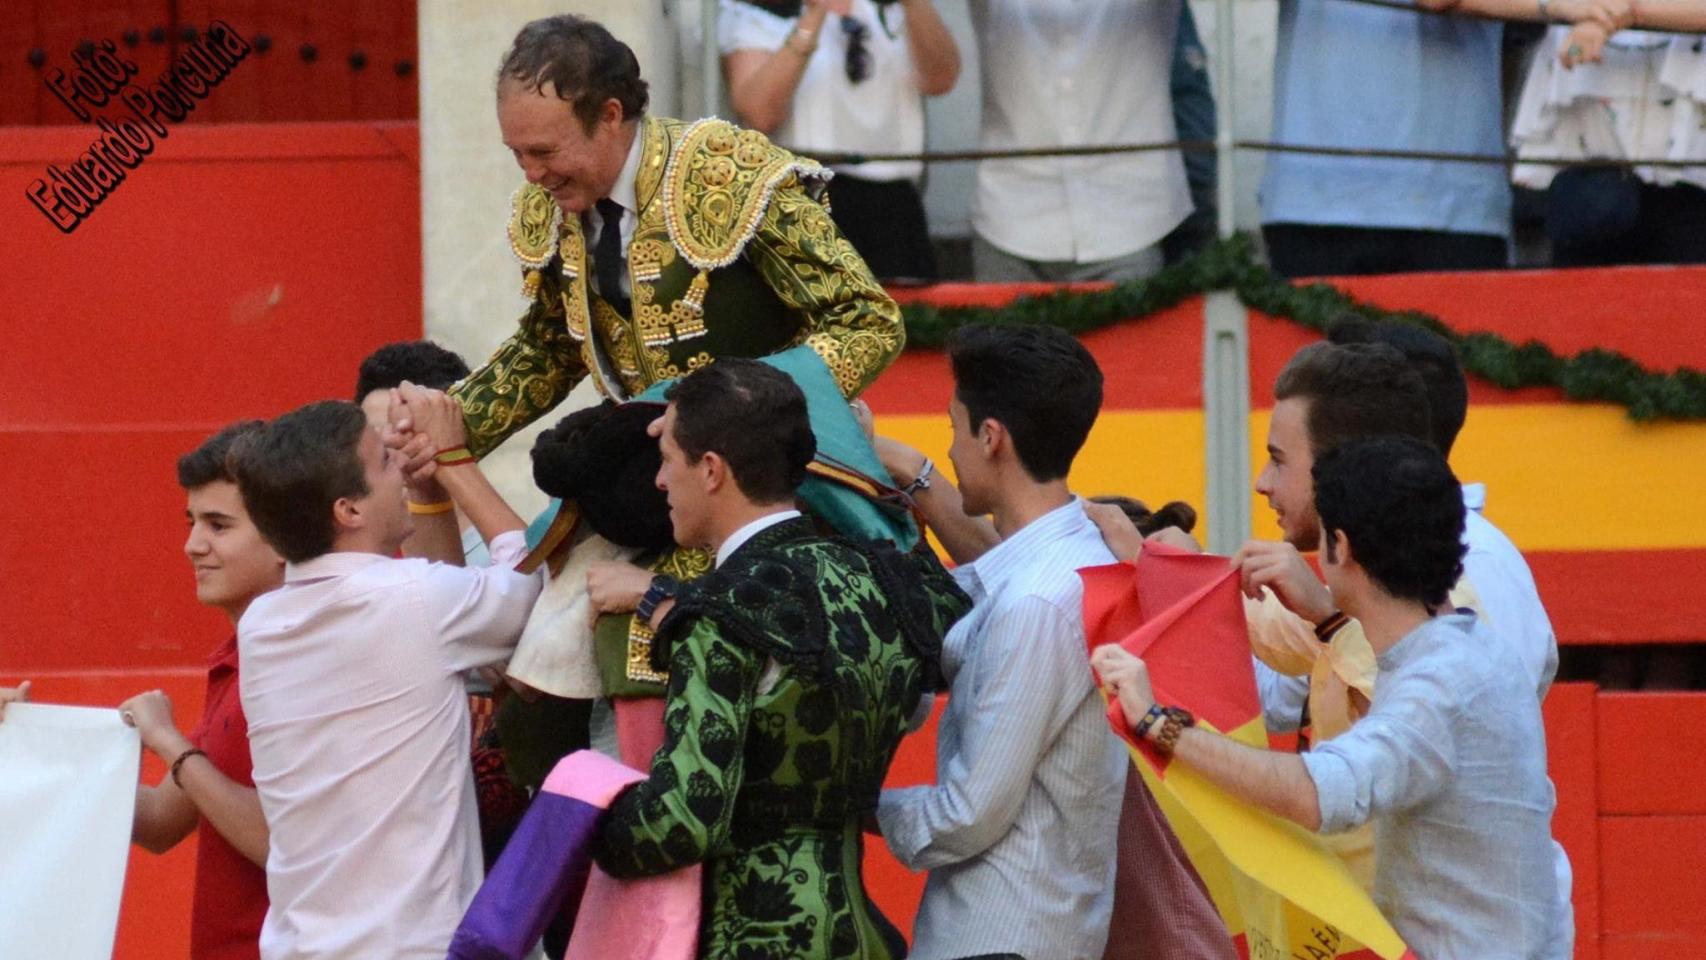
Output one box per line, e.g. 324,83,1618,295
507,182,561,273
659,117,831,272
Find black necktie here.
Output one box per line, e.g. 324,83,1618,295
593,197,630,318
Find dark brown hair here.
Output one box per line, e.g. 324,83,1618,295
230,401,371,563
177,420,265,489
497,15,649,129
1088,495,1198,537
665,359,815,505
1273,342,1431,458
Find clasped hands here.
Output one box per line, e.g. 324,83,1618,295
381,382,470,500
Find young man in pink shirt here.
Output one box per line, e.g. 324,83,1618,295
231,388,542,960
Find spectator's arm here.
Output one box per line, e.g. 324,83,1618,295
121,690,269,866
420,530,544,673
875,436,999,564
167,761,269,867
1298,665,1459,833
722,1,829,134
133,782,201,854
1097,644,1322,828
1172,727,1325,829
0,681,29,720
746,183,905,398
396,384,527,548
1623,0,1706,29
900,0,960,96
1419,0,1632,29
596,618,764,877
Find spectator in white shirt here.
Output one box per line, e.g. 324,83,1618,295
231,390,543,960
721,0,960,281
966,0,1192,283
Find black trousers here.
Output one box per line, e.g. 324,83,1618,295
1263,223,1508,279
1551,180,1706,268
826,173,939,282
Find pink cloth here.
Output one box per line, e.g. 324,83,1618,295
556,723,700,960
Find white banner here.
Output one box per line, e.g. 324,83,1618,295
0,703,140,960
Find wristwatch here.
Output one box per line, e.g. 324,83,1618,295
636,575,680,624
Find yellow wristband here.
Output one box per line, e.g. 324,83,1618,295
407,500,455,515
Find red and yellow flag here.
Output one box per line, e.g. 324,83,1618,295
1082,543,1418,960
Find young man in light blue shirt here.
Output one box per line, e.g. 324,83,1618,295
875,325,1127,960
1096,436,1568,960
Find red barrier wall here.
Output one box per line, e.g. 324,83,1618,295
0,121,421,958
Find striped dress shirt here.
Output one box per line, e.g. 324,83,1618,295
878,498,1127,960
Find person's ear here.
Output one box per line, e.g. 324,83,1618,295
332,496,364,533
700,451,729,495
979,418,1006,461
1327,527,1353,568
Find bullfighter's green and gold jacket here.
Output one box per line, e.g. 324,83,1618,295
451,115,905,459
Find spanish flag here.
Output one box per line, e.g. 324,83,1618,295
1083,542,1418,960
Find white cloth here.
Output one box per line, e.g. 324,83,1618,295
878,499,1126,960
507,529,642,699
0,704,139,960
239,531,542,960
714,508,802,567
966,0,1191,263
1512,29,1706,190
719,0,925,181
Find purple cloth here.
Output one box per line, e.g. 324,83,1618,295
447,789,605,960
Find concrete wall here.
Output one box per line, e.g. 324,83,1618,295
418,0,680,514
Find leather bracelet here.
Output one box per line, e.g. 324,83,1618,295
1314,610,1350,642
407,500,455,515
170,748,208,788
434,446,476,467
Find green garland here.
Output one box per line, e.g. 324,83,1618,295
901,234,1706,422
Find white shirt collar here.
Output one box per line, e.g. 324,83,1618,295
1461,482,1487,513
715,509,802,568
605,123,644,218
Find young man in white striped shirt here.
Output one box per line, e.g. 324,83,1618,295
875,325,1126,960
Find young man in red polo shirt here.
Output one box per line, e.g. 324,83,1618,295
115,420,286,960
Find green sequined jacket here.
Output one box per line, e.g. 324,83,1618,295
594,517,971,960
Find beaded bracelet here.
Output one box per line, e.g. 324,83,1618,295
1133,703,1167,740
1153,707,1197,758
